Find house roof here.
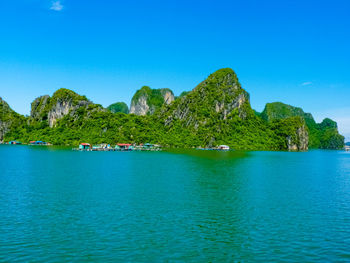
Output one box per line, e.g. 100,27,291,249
80,143,90,146
117,143,131,146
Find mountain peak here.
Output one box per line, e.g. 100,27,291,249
130,86,174,115
161,68,252,128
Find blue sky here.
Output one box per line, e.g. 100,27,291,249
0,0,349,140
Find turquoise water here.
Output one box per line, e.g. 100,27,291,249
1,145,350,262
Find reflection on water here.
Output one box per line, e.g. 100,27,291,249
0,146,350,261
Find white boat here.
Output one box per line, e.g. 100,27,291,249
218,145,230,151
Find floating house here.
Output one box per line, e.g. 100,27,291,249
345,146,350,152
218,145,230,150
30,141,48,145
79,143,91,150
92,144,112,151
143,143,154,150
9,141,21,145
116,143,132,151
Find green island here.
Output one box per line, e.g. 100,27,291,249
0,68,344,150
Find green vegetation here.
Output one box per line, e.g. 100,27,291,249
130,86,174,115
178,91,190,98
0,98,28,142
0,69,344,150
107,102,129,114
261,102,344,149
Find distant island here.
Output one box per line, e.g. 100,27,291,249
0,68,344,150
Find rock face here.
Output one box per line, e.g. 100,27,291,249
2,68,344,151
30,89,93,127
287,124,309,151
130,94,149,116
0,97,25,142
30,95,50,121
130,86,174,115
48,98,90,128
260,102,344,149
261,102,314,123
0,98,12,142
160,68,253,128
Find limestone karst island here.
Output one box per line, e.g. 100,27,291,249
0,69,344,151
2,1,350,262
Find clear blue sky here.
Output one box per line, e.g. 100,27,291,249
0,0,349,140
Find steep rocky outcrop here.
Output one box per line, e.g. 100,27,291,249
261,102,314,123
0,98,12,142
30,95,50,121
287,123,309,151
261,102,344,149
130,86,174,115
0,97,26,142
30,89,94,127
2,68,345,150
160,68,253,128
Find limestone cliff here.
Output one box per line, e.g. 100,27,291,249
130,86,174,115
30,89,94,127
261,102,344,149
287,123,309,151
0,97,26,142
160,68,253,128
30,95,50,121
0,98,12,142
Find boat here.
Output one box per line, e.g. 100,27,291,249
217,145,230,151
8,141,22,145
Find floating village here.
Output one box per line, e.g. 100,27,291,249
1,140,232,152
1,141,350,152
75,143,162,152
2,140,51,146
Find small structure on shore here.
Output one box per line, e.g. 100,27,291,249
345,146,350,152
30,141,49,145
74,142,162,152
92,144,112,151
197,145,231,151
143,143,154,150
79,143,91,150
115,143,132,151
9,141,21,145
218,145,230,151
141,143,162,151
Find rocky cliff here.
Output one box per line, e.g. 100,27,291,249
289,125,309,151
30,95,50,121
0,98,12,142
261,102,314,123
0,97,26,142
156,69,309,150
130,86,174,115
30,89,94,127
3,68,345,150
266,116,309,151
260,102,344,149
160,68,253,128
